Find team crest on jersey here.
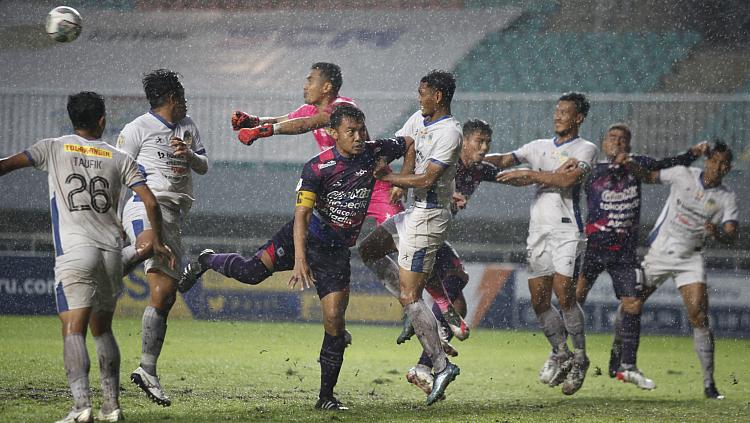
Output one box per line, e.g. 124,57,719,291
706,198,716,209
318,160,336,170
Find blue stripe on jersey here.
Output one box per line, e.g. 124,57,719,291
149,110,176,130
553,136,579,148
423,114,453,127
572,183,583,232
410,248,428,273
22,150,36,166
137,164,147,178
428,158,449,168
195,148,206,155
132,219,144,237
647,205,669,246
55,281,69,313
50,195,63,256
132,193,142,202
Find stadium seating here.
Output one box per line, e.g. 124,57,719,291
454,31,702,93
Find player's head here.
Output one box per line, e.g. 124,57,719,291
555,92,589,137
462,119,492,164
67,91,106,137
418,70,456,116
329,104,366,156
304,62,342,105
143,68,187,121
704,139,733,182
602,122,632,159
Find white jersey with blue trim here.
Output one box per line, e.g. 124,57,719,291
512,136,598,231
396,110,462,208
117,111,206,212
648,166,737,255
24,135,145,254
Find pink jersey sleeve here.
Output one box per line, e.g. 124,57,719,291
287,104,317,120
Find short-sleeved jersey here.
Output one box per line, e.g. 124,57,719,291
396,111,463,209
24,135,145,255
287,96,356,150
298,138,407,247
647,166,738,254
512,137,598,231
585,152,698,252
117,111,206,211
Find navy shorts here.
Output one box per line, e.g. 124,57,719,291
430,242,468,300
580,246,641,299
257,220,351,299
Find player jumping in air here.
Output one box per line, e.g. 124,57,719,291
625,141,738,400
118,69,209,406
0,92,174,423
179,105,412,411
359,118,500,397
487,92,598,395
568,123,707,390
362,70,464,405
231,62,404,225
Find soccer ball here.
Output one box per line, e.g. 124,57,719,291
45,6,82,43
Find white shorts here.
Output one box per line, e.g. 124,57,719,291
642,248,705,289
54,246,122,313
382,206,451,274
526,230,584,278
122,196,183,280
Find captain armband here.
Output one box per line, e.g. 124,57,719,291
296,190,317,208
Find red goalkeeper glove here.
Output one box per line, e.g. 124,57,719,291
231,111,260,131
238,124,274,146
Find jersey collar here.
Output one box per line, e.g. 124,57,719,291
423,114,452,127
149,110,177,130
553,135,579,147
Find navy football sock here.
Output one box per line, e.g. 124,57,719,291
620,312,641,367
208,253,271,285
319,332,347,399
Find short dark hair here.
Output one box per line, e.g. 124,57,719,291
329,104,365,129
463,118,492,137
143,69,183,109
311,62,343,93
421,70,456,107
559,92,590,117
606,122,632,143
67,91,105,131
709,139,733,162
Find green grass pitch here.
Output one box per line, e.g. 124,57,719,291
1,316,748,422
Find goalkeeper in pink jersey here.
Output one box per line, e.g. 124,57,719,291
232,62,404,225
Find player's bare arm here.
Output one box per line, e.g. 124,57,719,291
483,152,518,169
170,136,208,175
0,152,33,176
376,160,445,190
497,165,586,188
290,192,316,290
132,184,176,269
388,136,416,202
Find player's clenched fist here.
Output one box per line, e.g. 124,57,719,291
231,110,260,131
238,124,274,146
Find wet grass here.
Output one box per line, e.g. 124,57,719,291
1,316,749,422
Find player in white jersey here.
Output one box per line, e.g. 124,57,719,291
118,69,209,406
363,70,463,405
485,92,598,395
0,92,173,423
625,141,738,400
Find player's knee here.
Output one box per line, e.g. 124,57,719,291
621,297,642,315
687,309,708,328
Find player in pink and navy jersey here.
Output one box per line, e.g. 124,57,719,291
231,62,404,225
564,123,705,390
179,105,412,411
